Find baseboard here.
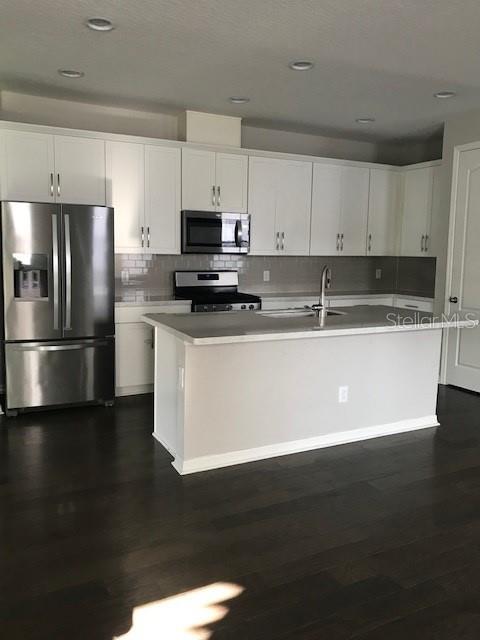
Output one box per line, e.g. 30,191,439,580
115,384,153,397
171,415,439,475
152,431,176,457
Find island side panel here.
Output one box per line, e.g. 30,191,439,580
178,329,442,473
152,327,185,460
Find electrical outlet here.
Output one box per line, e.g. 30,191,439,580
375,269,382,280
263,270,270,282
338,385,349,403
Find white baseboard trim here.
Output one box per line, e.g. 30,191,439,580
115,384,153,397
152,431,176,457
171,415,439,475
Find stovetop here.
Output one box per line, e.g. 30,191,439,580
174,270,261,312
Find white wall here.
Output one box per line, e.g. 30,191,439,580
433,108,480,314
0,90,441,166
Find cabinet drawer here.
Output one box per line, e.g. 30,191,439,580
394,297,433,312
115,303,190,323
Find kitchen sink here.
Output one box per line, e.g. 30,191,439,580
256,308,346,319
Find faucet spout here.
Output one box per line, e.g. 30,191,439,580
312,264,332,317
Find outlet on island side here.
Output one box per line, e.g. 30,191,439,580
263,270,270,282
376,269,382,280
338,385,349,403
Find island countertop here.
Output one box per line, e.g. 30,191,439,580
142,305,475,345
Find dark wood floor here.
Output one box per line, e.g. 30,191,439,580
1,386,480,639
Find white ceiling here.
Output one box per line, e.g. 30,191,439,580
1,0,480,142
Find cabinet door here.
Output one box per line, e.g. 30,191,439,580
215,153,248,212
310,163,342,255
145,145,181,254
181,148,216,211
248,157,279,255
367,169,399,255
54,136,106,205
106,141,144,252
115,323,154,391
339,166,370,255
400,166,434,256
0,130,55,202
276,160,312,255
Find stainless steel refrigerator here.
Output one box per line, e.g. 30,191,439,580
1,201,115,416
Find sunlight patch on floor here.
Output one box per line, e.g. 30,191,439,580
114,582,244,640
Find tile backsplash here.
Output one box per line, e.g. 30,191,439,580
115,254,436,300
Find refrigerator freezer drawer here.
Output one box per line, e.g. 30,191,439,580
5,338,114,410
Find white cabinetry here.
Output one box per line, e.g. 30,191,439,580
115,303,190,396
0,130,106,205
400,166,434,256
310,163,369,256
249,156,312,255
182,148,248,212
367,169,399,255
107,141,181,254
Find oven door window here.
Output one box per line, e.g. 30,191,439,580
187,218,236,248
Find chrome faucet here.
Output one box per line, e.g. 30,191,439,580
311,264,332,317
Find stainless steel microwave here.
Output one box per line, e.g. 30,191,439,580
181,211,250,254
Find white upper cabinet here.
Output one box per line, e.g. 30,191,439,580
310,163,369,256
0,130,55,202
400,166,434,256
276,160,312,255
54,135,106,205
367,169,399,256
181,148,248,212
106,141,145,251
145,145,181,254
215,153,248,213
249,156,312,255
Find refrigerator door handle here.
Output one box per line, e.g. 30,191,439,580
51,214,60,331
64,213,72,330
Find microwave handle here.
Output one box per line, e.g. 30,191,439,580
235,220,243,247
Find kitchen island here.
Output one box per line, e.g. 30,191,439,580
143,307,474,475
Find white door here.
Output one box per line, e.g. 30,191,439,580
145,145,181,254
215,153,248,213
181,148,216,211
276,160,312,255
367,169,399,255
106,141,145,252
446,147,480,391
400,166,433,256
310,163,342,255
54,136,106,205
248,157,279,255
0,130,55,202
339,166,370,255
116,323,154,391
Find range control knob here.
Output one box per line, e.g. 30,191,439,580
226,304,233,311
249,304,255,310
241,304,246,310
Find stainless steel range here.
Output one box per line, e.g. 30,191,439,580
174,270,261,312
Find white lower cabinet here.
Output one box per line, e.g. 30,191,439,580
115,303,190,396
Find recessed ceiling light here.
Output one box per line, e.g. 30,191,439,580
229,97,250,104
356,117,375,124
434,90,456,99
288,60,314,71
86,17,114,32
58,69,85,79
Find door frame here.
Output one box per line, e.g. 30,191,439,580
440,140,480,385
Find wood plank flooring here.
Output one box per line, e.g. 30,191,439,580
1,385,480,638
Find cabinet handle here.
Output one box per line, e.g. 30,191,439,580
147,226,150,248
141,226,145,248
275,231,280,251
424,234,429,253
57,173,61,197
50,172,54,197
281,231,285,250
449,296,458,304
421,235,425,252
212,185,216,207
368,233,372,252
336,233,340,251
341,233,344,251
217,185,221,208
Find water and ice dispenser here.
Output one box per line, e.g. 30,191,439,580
13,254,49,300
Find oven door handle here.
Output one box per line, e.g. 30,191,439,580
234,220,243,247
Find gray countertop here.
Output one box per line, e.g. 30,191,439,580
143,305,472,345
